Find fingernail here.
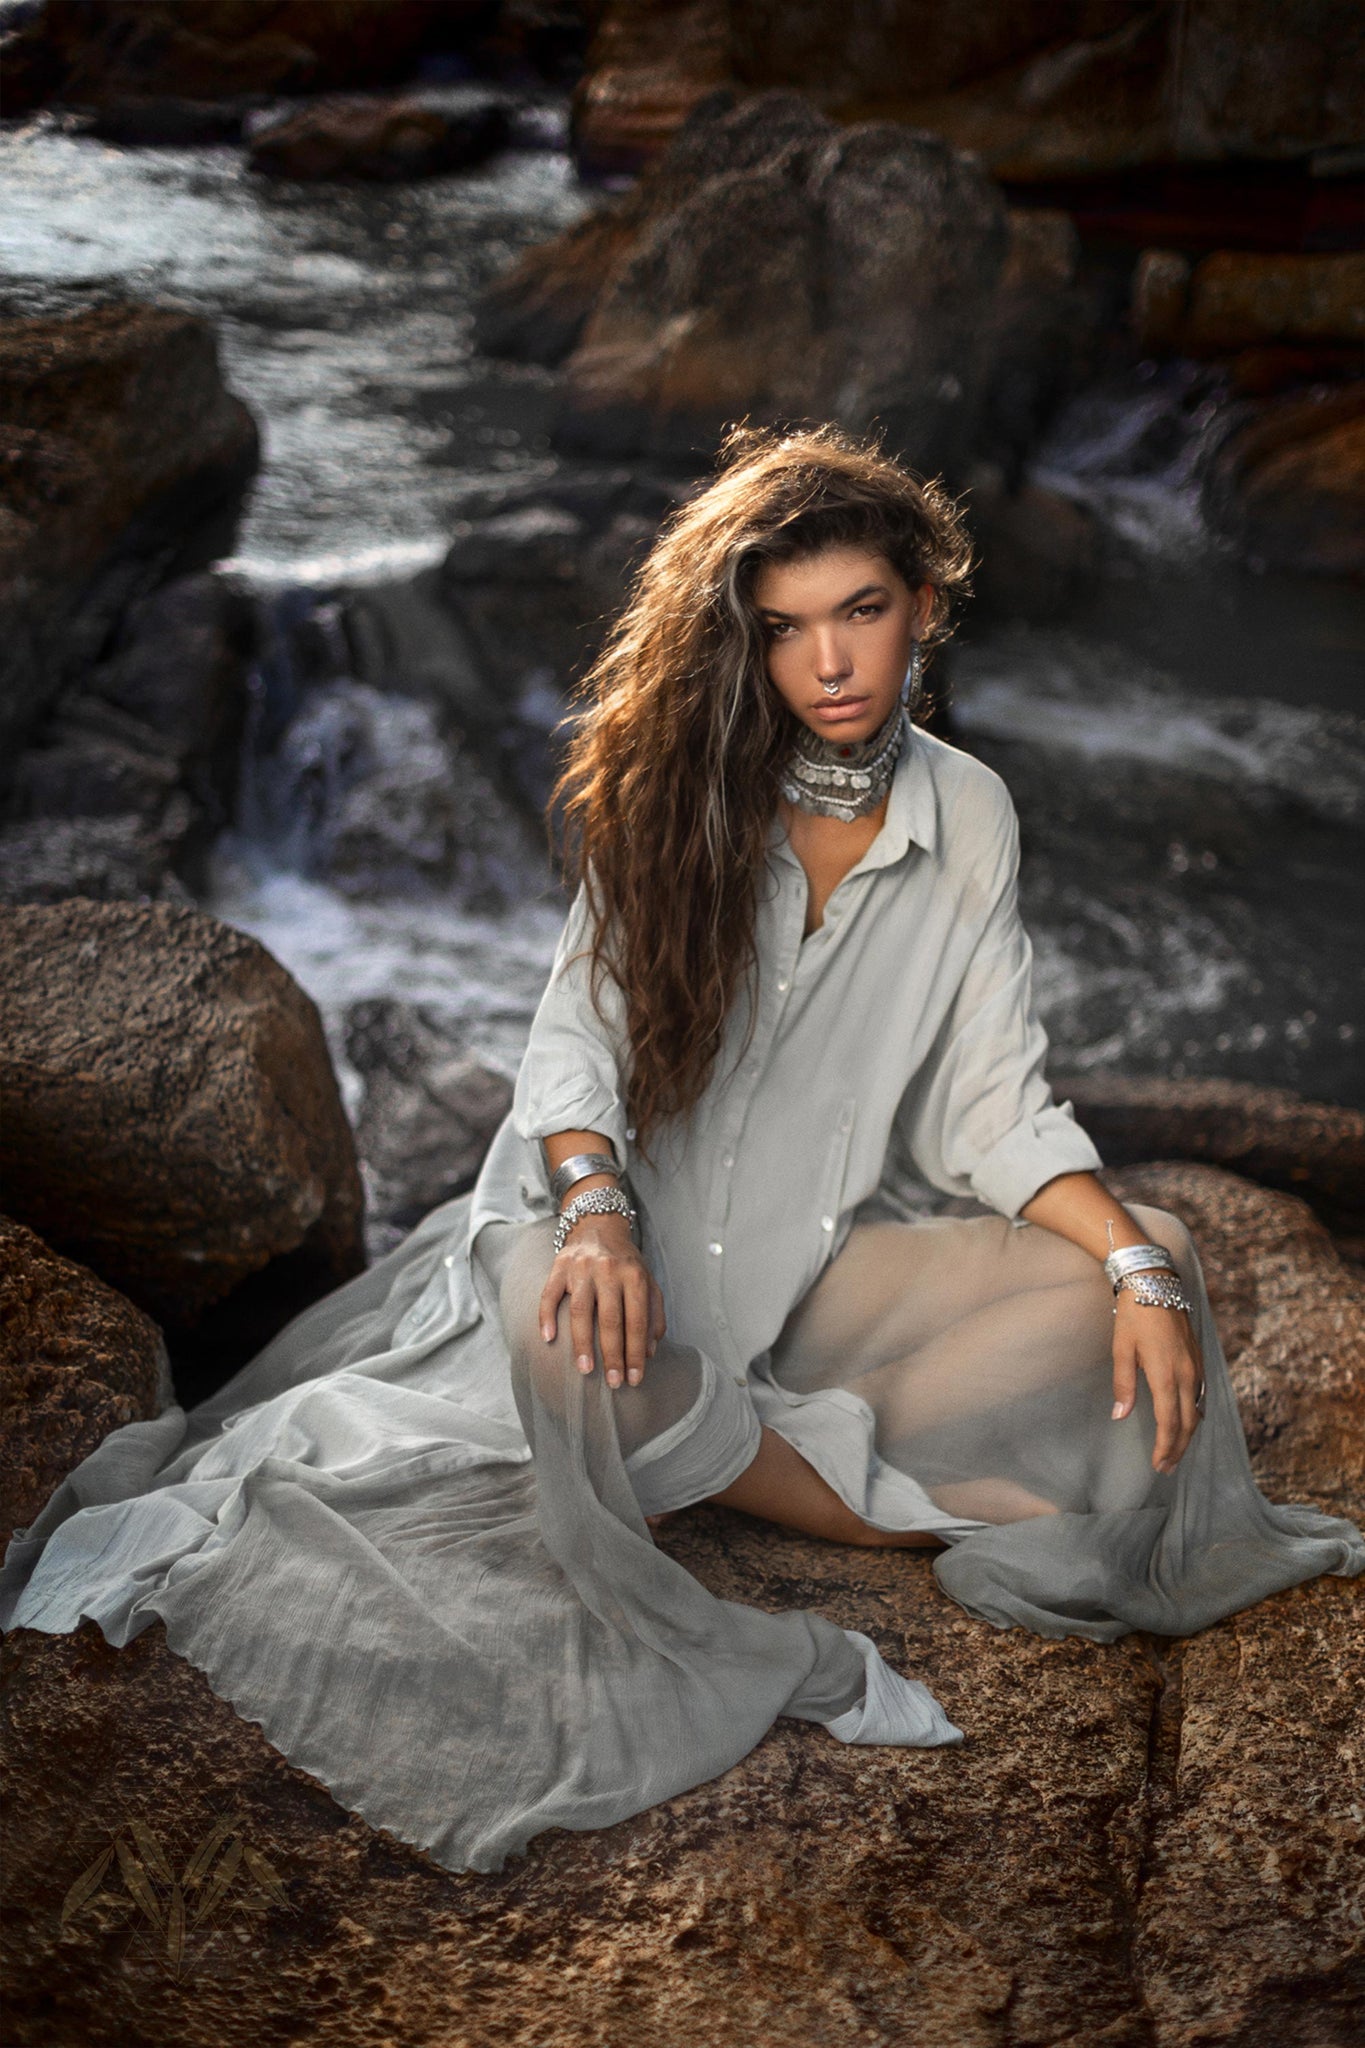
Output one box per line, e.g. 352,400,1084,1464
1111,1401,1125,1420
606,1371,621,1389
576,1354,592,1374
542,1323,553,1341
628,1370,641,1385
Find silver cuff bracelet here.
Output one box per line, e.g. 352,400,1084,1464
549,1151,621,1207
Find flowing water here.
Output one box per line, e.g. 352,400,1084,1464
3,113,1362,1112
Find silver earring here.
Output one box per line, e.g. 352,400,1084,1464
900,641,923,708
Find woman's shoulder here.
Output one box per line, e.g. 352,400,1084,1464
910,725,1017,843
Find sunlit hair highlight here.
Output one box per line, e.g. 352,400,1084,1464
550,421,973,1160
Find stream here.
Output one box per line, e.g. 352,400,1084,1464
3,112,1361,1116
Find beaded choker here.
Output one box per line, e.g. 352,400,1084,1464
778,703,905,822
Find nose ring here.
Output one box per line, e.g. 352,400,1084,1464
819,677,842,697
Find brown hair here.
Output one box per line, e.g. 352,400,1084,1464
551,421,973,1160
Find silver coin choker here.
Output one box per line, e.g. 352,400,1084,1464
778,703,905,821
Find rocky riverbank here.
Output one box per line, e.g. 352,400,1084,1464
2,1162,1361,2046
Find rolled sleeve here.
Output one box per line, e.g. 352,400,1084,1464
896,797,1102,1218
511,881,631,1175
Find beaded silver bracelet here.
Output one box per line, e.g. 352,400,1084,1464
553,1185,639,1255
1113,1269,1194,1316
548,1151,621,1207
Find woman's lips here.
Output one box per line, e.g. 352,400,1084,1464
810,696,872,723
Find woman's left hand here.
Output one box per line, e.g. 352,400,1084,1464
1111,1297,1204,1474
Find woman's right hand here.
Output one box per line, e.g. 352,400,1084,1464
539,1212,667,1389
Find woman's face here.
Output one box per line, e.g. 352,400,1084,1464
754,546,933,744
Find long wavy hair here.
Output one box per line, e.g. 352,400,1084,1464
551,422,973,1161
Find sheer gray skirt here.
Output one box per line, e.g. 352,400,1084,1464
1,1200,1360,1873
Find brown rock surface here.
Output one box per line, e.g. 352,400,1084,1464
529,92,1014,472
571,0,1365,179
1201,382,1365,579
2,1163,1361,2043
0,0,486,114
246,91,509,182
0,901,363,1362
0,304,259,777
0,1215,167,1555
1060,1074,1365,1242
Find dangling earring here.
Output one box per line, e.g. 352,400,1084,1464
900,640,923,710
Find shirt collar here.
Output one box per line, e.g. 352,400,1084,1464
767,712,939,871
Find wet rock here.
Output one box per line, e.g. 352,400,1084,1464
1063,1074,1365,1243
345,999,513,1237
0,0,472,116
969,476,1101,623
247,679,542,908
1201,382,1365,578
1136,250,1365,358
0,815,193,907
0,305,259,782
1,1167,1358,2044
472,204,640,367
551,92,1011,472
571,0,732,179
0,1216,169,1556
79,93,259,145
570,0,1365,180
246,91,509,183
0,900,364,1384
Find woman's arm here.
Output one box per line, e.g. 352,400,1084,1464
1020,1169,1204,1475
539,1128,666,1390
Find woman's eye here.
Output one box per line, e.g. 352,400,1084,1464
851,604,884,620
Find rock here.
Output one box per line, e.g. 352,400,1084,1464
80,93,258,145
0,815,193,907
247,679,542,908
0,901,364,1394
569,0,1365,180
246,91,509,183
1,1166,1358,2044
1060,1074,1365,1243
1201,382,1365,578
969,476,1101,623
0,305,260,784
0,1215,168,1556
551,92,1011,472
473,203,640,366
345,999,514,1235
571,0,732,179
1136,251,1365,358
0,0,483,115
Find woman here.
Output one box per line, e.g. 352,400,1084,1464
3,425,1361,1878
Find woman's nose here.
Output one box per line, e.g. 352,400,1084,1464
812,632,852,683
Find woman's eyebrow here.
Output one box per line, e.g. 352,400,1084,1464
758,582,891,620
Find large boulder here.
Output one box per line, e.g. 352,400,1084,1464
1,1164,1360,2044
0,901,364,1396
499,92,1015,473
0,1215,169,1556
0,305,259,786
570,0,1365,180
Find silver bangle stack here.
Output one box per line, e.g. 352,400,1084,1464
552,1185,639,1255
549,1151,621,1207
1103,1241,1196,1319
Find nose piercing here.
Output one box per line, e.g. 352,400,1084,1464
820,677,843,697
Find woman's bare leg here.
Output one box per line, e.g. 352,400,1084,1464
704,1426,946,1549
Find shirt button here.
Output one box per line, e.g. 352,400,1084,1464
820,1215,835,1233
626,1126,636,1140
708,1241,723,1256
722,1152,734,1169
777,978,789,993
443,1253,456,1267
